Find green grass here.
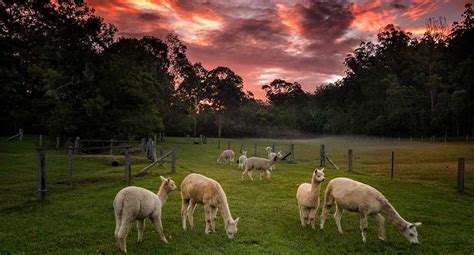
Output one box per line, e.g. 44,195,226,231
1,136,473,254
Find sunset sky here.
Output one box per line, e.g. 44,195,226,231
86,0,467,98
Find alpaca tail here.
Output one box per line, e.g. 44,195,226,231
322,182,334,208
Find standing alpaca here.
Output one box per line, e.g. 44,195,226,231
296,168,325,229
238,151,248,170
268,151,282,171
241,154,280,181
113,176,177,253
217,149,235,165
181,173,240,239
320,177,422,244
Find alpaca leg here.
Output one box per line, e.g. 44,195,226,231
266,169,271,179
301,207,310,226
334,205,344,234
181,198,189,230
116,217,133,253
204,204,212,234
210,206,218,232
241,169,248,182
374,213,386,241
137,219,145,243
298,206,306,227
150,215,168,244
248,170,254,181
359,212,368,243
114,213,122,240
259,171,264,181
187,200,197,230
309,207,317,229
320,196,334,229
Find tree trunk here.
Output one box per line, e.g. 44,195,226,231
193,115,197,137
218,111,222,139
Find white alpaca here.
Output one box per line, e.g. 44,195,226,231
181,173,240,239
268,151,282,170
320,177,422,244
217,149,235,165
238,151,248,170
113,176,177,253
241,154,279,181
296,168,325,229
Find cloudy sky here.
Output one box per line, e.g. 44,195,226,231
86,0,467,98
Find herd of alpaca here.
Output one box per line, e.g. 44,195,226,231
112,147,422,253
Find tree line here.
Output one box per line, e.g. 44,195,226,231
1,1,473,139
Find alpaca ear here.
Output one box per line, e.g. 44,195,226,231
160,176,167,182
414,222,422,227
234,217,240,225
320,168,325,172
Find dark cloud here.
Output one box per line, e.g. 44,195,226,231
295,0,354,40
137,12,161,21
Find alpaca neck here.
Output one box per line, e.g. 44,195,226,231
310,179,321,194
218,196,233,227
157,185,170,205
382,199,409,232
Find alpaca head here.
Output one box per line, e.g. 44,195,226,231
225,217,239,239
312,168,325,183
276,151,283,158
402,222,421,244
265,147,272,152
160,176,177,192
242,150,247,156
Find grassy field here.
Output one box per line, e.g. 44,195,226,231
0,136,473,254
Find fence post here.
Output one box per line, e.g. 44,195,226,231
56,137,60,149
110,139,114,155
68,146,73,177
272,144,276,152
171,149,176,173
254,143,257,156
290,144,295,161
39,134,43,147
162,132,165,142
217,139,221,149
19,128,23,141
227,140,231,150
74,137,80,153
391,151,394,180
240,139,243,153
124,147,131,185
37,149,47,201
154,134,157,145
186,134,190,144
348,149,353,172
458,158,465,193
320,144,325,167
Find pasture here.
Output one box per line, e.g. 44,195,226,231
0,136,473,254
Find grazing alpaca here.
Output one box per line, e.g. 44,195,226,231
296,168,325,229
181,173,240,239
113,176,177,253
238,151,248,170
320,177,422,244
241,154,279,181
217,150,235,165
